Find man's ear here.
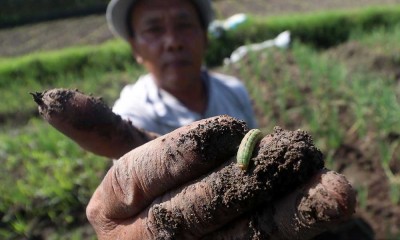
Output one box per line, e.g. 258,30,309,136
128,38,144,65
134,54,144,65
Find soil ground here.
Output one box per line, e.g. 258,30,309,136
2,0,400,239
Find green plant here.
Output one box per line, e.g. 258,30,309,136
0,119,110,238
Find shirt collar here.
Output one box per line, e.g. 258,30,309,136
146,71,210,129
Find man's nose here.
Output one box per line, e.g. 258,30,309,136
163,27,184,51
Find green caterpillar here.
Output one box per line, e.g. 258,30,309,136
237,129,263,171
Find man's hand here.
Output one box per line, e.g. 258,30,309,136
33,89,355,239
86,116,356,239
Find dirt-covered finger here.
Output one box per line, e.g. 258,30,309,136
87,115,248,224
32,88,159,159
94,127,326,239
202,169,356,240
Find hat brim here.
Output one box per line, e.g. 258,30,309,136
106,0,214,41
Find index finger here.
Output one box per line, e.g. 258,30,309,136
87,115,247,221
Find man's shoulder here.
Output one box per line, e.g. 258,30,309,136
120,74,154,95
122,74,152,91
113,74,155,112
208,71,247,93
209,71,241,82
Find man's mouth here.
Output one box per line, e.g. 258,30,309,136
165,59,191,68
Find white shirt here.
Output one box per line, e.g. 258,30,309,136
112,70,257,135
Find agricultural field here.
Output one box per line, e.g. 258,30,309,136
2,0,400,57
1,0,400,239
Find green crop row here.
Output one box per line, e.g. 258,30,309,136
0,119,109,239
2,6,400,89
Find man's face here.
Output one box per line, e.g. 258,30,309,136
128,0,207,92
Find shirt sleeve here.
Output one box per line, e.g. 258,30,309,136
208,72,258,129
112,82,160,132
112,84,138,121
233,80,258,129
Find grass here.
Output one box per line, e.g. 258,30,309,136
0,42,145,129
1,17,400,240
0,119,110,238
222,43,349,154
226,21,399,157
220,27,400,191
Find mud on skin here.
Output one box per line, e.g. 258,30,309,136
32,88,122,132
31,88,159,158
145,127,325,239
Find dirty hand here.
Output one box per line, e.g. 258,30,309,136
86,116,356,240
32,89,355,239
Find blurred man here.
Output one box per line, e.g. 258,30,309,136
108,0,257,134
84,0,355,239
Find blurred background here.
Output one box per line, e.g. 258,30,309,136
1,0,400,239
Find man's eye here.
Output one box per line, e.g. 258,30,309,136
177,22,193,29
145,26,163,34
